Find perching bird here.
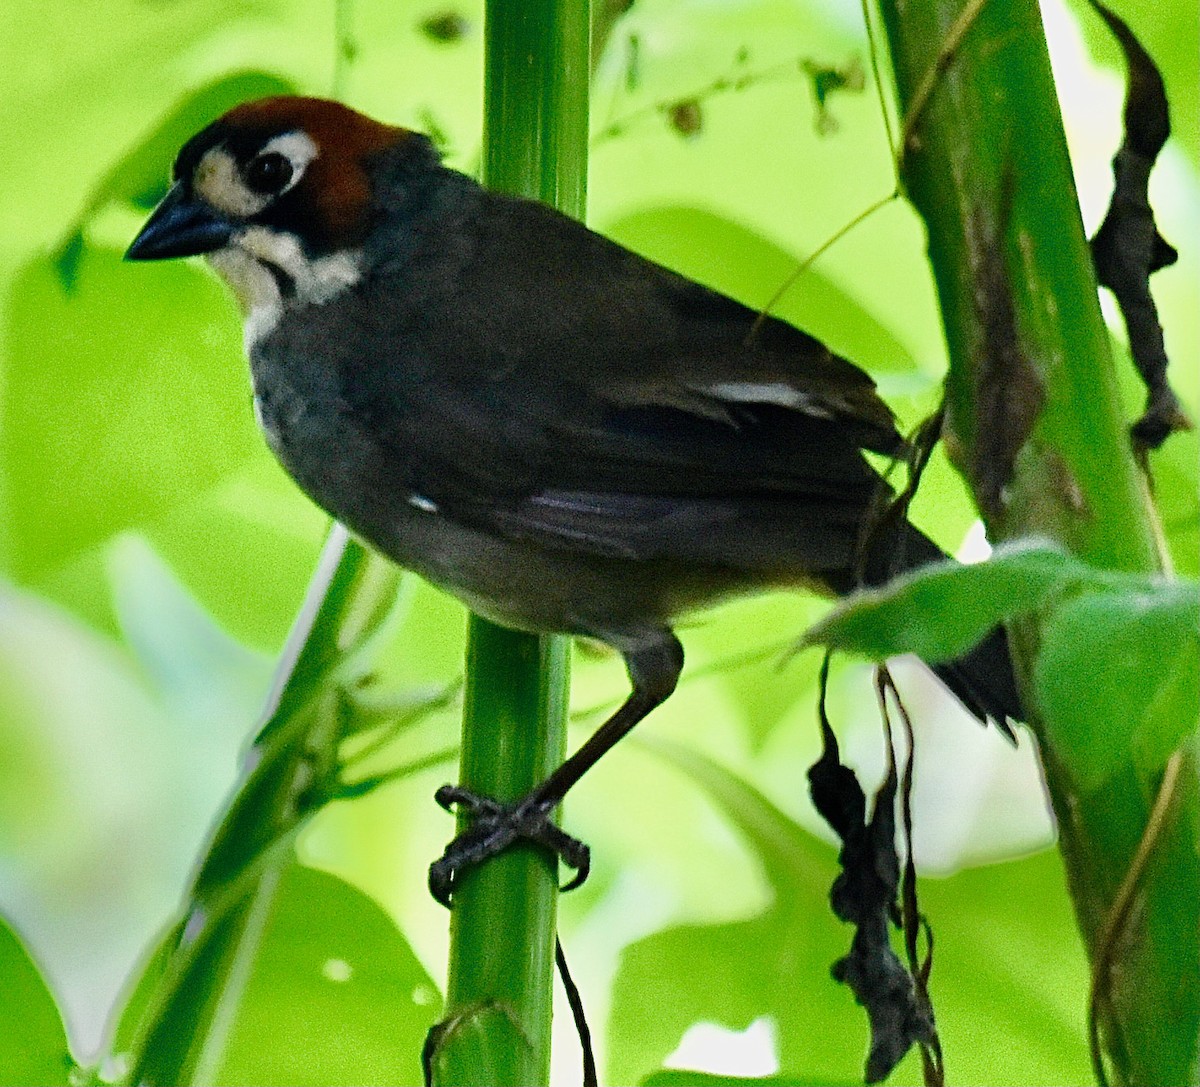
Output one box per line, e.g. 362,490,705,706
126,96,1021,903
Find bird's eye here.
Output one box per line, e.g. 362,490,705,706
244,151,294,195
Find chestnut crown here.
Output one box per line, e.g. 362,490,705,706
127,96,418,261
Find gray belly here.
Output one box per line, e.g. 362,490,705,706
250,363,750,642
254,382,525,616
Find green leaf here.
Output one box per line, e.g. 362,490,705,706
108,924,179,1062
607,738,854,1086
51,73,298,289
83,74,296,215
804,534,1200,790
607,206,920,378
0,914,72,1086
107,534,273,725
799,539,1094,662
126,864,440,1086
670,592,825,750
911,850,1090,1084
141,457,330,650
1036,580,1200,790
0,581,234,1051
216,865,441,1086
2,247,259,579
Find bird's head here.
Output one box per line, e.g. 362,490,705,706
126,96,428,339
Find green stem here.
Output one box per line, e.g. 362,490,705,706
436,4,590,1086
124,526,407,1085
876,1,1199,1082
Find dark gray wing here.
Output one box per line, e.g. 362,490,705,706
337,181,903,571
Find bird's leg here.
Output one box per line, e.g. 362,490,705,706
428,631,684,907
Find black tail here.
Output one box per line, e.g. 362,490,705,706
852,521,1024,735
928,626,1021,737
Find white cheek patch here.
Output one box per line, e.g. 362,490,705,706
237,227,363,304
193,131,317,218
194,148,269,218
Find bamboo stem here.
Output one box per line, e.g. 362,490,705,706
436,4,590,1085
875,1,1199,1082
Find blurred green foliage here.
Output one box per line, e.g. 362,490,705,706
0,0,1195,1084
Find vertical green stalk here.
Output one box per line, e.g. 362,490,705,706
126,525,407,1085
436,5,590,1086
876,1,1200,1082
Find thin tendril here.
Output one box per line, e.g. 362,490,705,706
747,192,899,343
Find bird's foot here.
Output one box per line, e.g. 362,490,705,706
428,784,591,907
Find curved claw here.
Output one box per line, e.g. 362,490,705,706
428,785,592,907
532,819,590,893
435,783,503,818
433,784,460,813
558,851,590,894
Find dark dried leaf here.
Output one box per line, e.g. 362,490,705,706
420,11,470,43
1087,1,1192,450
807,670,938,1083
668,99,703,138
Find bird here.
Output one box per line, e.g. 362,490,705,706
126,95,1021,904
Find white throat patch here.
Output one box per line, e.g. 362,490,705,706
208,231,362,352
194,129,357,352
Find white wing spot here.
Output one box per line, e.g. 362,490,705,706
702,381,835,419
409,494,439,514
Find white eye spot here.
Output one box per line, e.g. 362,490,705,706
322,957,353,982
256,131,318,196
